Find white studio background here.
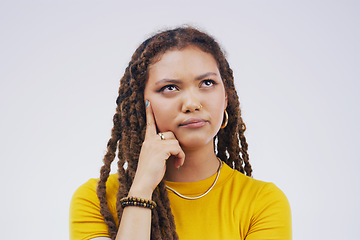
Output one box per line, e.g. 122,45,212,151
0,0,359,239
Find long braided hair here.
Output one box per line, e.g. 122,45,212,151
96,26,252,240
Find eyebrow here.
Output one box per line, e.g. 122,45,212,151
155,72,219,85
195,72,218,80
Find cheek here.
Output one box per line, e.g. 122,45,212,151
143,89,169,131
212,106,225,128
209,93,227,126
150,100,174,131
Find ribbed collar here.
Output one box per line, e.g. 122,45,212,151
164,162,235,196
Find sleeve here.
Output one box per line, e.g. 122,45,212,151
69,179,111,240
245,183,292,240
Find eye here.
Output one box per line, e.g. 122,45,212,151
159,84,178,92
200,79,217,88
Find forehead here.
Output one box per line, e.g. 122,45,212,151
147,46,219,79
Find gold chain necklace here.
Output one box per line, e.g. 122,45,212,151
165,158,223,200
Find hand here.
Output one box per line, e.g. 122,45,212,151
129,101,185,198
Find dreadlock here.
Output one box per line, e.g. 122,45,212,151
96,26,252,240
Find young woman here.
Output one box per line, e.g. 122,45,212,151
70,27,292,240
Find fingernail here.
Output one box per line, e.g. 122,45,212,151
145,100,149,108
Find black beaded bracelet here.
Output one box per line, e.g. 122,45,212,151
120,196,157,210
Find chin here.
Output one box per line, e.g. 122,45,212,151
178,136,214,150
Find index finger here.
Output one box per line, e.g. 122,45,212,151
145,100,157,137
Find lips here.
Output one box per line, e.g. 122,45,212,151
179,118,208,128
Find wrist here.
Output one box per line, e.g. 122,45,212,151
128,181,154,200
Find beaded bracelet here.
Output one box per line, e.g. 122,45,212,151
120,196,157,210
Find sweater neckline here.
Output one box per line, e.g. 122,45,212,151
164,162,234,196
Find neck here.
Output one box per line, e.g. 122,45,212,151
164,141,220,182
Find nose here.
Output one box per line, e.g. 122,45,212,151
181,90,202,113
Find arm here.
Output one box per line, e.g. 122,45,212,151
114,187,152,239
245,183,292,240
70,101,183,240
70,178,115,240
114,101,184,240
70,177,154,240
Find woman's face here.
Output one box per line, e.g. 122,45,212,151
144,45,227,150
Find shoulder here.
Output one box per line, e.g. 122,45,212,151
69,174,119,240
221,164,277,198
224,165,291,219
217,164,292,239
71,174,119,202
233,174,292,239
233,169,290,211
71,178,98,201
70,174,119,215
250,180,291,222
228,166,287,200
